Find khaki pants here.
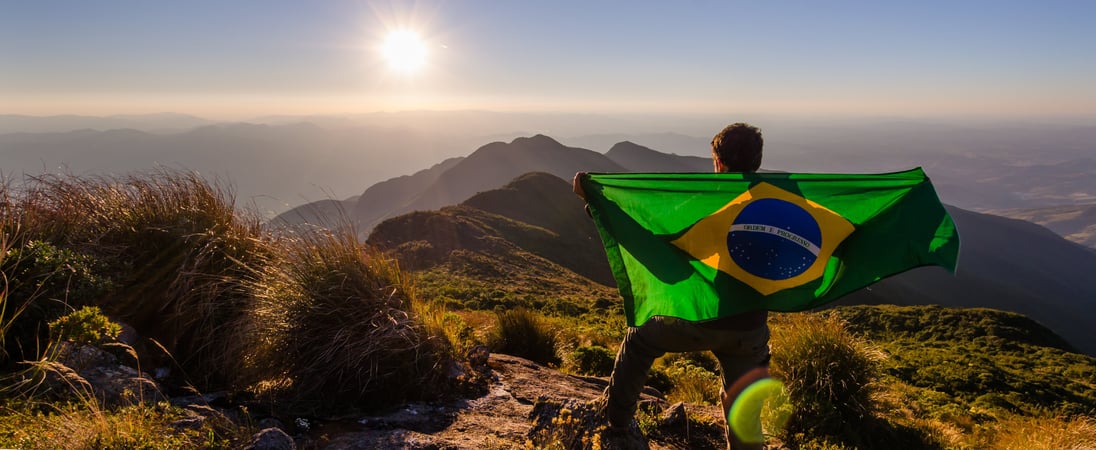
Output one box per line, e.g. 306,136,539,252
606,316,771,450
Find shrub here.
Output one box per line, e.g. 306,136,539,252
661,351,719,374
1,240,113,367
770,312,882,440
659,358,720,405
48,306,121,346
570,345,615,377
489,308,560,366
241,225,455,414
644,366,675,395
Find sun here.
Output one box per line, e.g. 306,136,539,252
381,29,427,75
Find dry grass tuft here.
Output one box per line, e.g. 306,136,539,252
0,399,242,449
3,170,461,415
7,171,270,389
988,414,1096,450
240,224,455,414
489,308,561,367
770,312,883,440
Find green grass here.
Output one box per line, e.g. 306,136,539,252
832,305,1095,419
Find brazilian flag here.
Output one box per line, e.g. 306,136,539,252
580,168,960,327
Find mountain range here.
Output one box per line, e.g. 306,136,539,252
5,114,1096,218
0,121,485,217
275,135,713,233
985,204,1096,249
356,136,1096,356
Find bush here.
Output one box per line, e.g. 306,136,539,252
489,308,560,366
658,357,720,405
1,240,113,367
661,351,719,374
644,366,674,395
570,345,615,376
48,306,121,346
770,312,882,440
241,225,455,414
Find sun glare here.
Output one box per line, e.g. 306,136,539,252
382,29,427,75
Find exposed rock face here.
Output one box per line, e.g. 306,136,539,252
246,427,297,450
45,342,165,407
305,354,731,449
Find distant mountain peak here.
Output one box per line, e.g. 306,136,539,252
606,140,649,153
499,171,563,188
511,134,562,147
605,140,711,173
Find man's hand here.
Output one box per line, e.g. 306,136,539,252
572,172,587,200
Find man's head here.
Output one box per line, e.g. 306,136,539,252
711,123,763,173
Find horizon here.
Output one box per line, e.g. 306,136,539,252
4,1,1095,121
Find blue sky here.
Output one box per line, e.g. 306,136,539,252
2,0,1094,119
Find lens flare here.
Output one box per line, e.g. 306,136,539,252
728,377,791,444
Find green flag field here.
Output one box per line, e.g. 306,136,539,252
580,168,960,326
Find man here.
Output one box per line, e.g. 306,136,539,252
573,123,771,450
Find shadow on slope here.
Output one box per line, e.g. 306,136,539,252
367,172,614,287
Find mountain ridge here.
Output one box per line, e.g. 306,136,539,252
343,135,626,233
369,168,1096,355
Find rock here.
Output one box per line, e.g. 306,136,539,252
170,414,205,432
600,421,650,450
466,345,490,369
169,391,229,407
245,427,297,450
56,341,116,371
322,353,728,449
660,402,688,428
80,364,164,406
114,320,140,346
45,343,165,407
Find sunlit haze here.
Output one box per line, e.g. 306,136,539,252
381,30,427,75
3,0,1094,120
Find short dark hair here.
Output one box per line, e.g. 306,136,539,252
712,123,763,173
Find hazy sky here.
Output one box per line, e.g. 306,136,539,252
3,0,1094,119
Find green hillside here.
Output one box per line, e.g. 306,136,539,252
832,305,1094,418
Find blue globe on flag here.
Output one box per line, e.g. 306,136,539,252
726,198,822,281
